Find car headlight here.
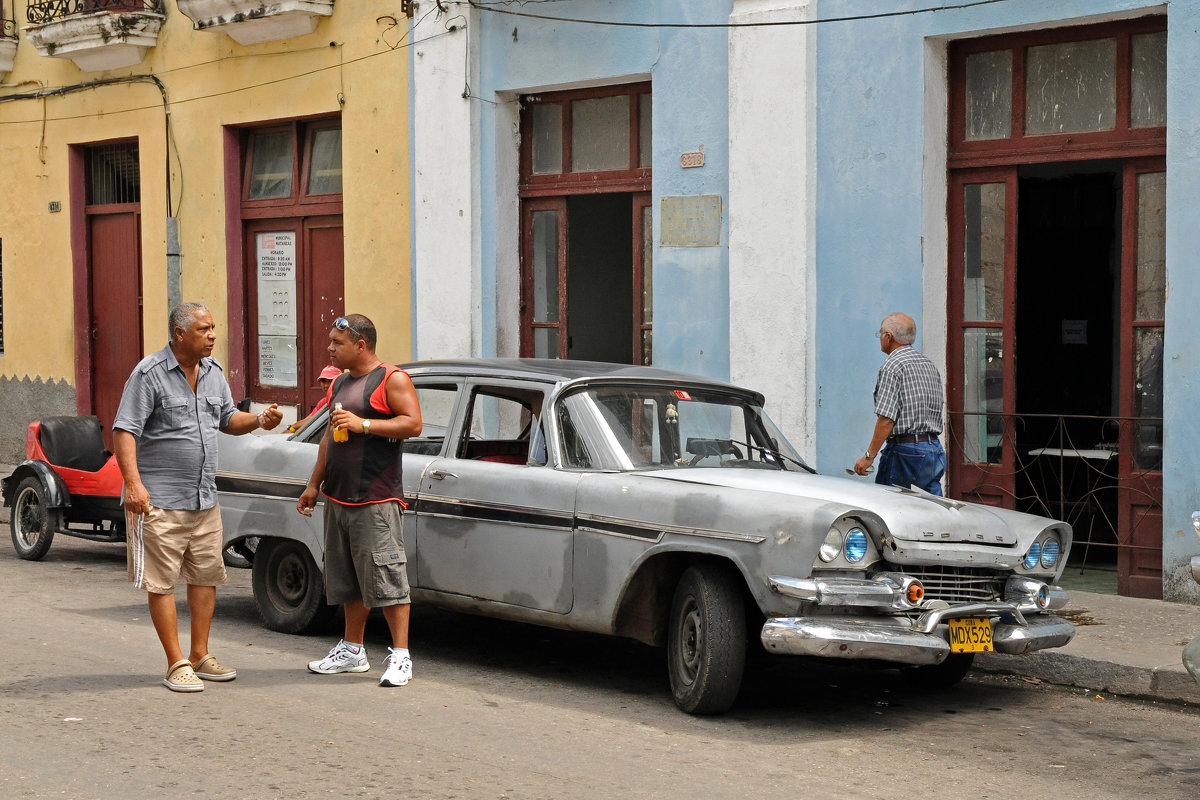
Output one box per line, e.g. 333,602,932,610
1040,536,1061,569
844,528,868,563
819,528,842,562
1022,541,1042,570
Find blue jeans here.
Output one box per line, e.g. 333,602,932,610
876,440,946,495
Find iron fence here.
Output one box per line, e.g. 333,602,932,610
947,410,1163,566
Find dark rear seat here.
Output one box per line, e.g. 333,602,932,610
38,416,109,473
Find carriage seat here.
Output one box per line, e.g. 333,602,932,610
38,416,109,473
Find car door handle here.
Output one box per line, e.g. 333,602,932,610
429,469,458,480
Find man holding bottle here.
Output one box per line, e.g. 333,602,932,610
297,314,423,687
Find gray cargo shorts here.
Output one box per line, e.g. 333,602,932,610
322,500,410,608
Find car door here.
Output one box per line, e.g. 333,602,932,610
415,380,579,614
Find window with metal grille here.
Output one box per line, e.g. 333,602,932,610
86,142,140,205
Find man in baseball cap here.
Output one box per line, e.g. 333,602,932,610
288,365,345,433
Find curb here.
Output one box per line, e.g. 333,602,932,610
976,650,1200,705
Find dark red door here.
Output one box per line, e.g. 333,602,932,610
304,219,344,411
245,216,344,412
88,208,143,450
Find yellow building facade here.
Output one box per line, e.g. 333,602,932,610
0,2,411,459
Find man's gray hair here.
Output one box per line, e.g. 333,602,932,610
169,302,209,340
881,312,917,346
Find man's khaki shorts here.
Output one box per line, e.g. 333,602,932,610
127,506,228,594
323,500,410,608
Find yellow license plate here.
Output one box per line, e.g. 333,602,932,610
948,617,993,653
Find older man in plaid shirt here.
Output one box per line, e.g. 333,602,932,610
853,312,946,494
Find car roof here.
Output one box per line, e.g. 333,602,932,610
401,358,763,402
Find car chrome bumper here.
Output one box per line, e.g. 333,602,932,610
760,611,1076,666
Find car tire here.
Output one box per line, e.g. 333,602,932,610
667,564,747,714
252,538,334,634
11,477,55,561
901,653,975,689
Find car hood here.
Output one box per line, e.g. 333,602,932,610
633,468,1063,546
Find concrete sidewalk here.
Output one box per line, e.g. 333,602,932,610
2,462,1198,705
976,588,1200,705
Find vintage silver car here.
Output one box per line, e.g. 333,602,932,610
217,359,1076,713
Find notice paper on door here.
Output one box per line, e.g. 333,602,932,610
1062,319,1087,345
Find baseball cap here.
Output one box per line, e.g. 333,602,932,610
319,365,342,381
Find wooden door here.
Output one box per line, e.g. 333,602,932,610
87,208,142,450
304,218,344,411
1116,159,1165,598
245,217,344,411
520,197,569,358
947,169,1017,507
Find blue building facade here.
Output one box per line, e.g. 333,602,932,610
411,0,1199,601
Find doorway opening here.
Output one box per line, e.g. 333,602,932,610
566,193,633,362
80,141,143,451
1014,164,1121,587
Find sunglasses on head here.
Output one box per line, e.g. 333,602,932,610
334,317,364,340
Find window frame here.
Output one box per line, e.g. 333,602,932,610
519,82,652,198
240,117,344,212
949,16,1166,169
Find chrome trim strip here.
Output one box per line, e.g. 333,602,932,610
418,494,574,524
217,470,308,487
576,525,664,543
578,512,766,544
420,511,570,532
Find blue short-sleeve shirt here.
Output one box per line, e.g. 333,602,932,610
112,344,237,510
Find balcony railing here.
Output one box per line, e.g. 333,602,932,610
26,0,162,25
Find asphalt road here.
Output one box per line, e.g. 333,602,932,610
2,535,1199,800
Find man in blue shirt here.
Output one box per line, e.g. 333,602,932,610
114,302,283,692
853,312,946,495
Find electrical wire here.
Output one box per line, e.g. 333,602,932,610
0,25,458,125
467,0,1017,28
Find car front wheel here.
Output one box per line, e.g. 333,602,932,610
11,477,55,561
251,538,334,634
667,564,747,714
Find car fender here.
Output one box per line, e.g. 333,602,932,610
2,460,71,509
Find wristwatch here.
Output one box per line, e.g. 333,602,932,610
362,419,372,435
864,449,875,460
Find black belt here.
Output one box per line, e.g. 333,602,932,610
889,432,939,444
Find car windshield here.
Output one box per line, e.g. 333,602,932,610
556,385,812,472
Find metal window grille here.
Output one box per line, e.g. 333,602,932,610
86,142,140,205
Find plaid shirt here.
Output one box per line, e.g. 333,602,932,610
873,345,944,436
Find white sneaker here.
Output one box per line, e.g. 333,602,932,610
308,640,369,674
379,648,412,687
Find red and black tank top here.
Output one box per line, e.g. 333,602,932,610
321,363,407,506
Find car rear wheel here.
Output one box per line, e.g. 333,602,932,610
252,538,334,634
11,477,55,561
901,653,975,689
667,564,747,714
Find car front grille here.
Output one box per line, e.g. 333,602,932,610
902,566,1006,604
